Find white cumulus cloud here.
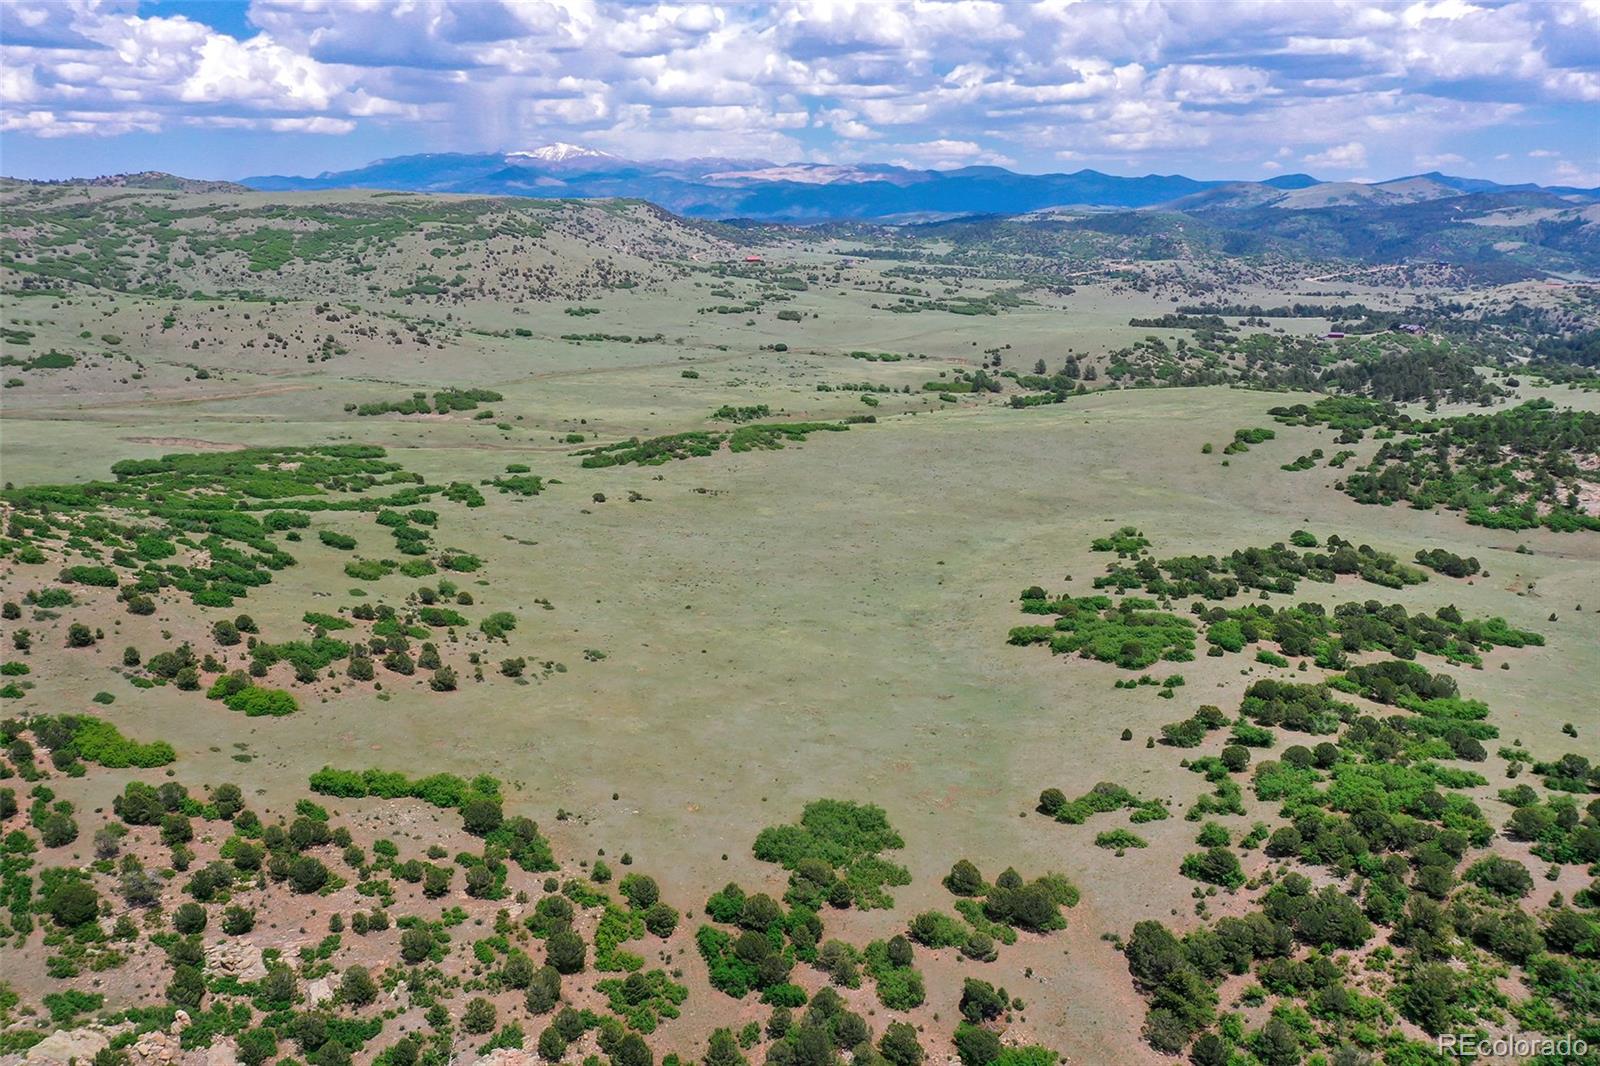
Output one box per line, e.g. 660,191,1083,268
0,0,1591,183
1304,141,1368,170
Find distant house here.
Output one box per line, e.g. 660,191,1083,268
1325,331,1346,340
1396,323,1426,335
744,255,763,263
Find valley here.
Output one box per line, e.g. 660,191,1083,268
1,178,1598,1066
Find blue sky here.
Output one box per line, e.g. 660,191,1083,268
2,0,1597,185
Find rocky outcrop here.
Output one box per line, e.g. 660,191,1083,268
204,941,267,982
6,1009,240,1066
10,1022,128,1066
473,1050,538,1066
125,1026,182,1066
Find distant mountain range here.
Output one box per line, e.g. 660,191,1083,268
16,148,1595,277
238,145,1600,222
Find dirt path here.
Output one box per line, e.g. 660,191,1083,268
120,436,246,450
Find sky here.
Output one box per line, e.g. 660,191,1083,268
1,0,1597,185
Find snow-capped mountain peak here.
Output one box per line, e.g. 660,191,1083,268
506,142,619,163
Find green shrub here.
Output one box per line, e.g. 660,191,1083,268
225,687,298,717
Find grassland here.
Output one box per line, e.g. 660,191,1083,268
1,183,1598,1066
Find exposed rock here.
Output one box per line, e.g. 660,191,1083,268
128,1028,181,1066
204,941,267,982
203,1038,239,1066
305,977,334,1005
16,1023,128,1066
11,1009,217,1066
473,1050,538,1066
